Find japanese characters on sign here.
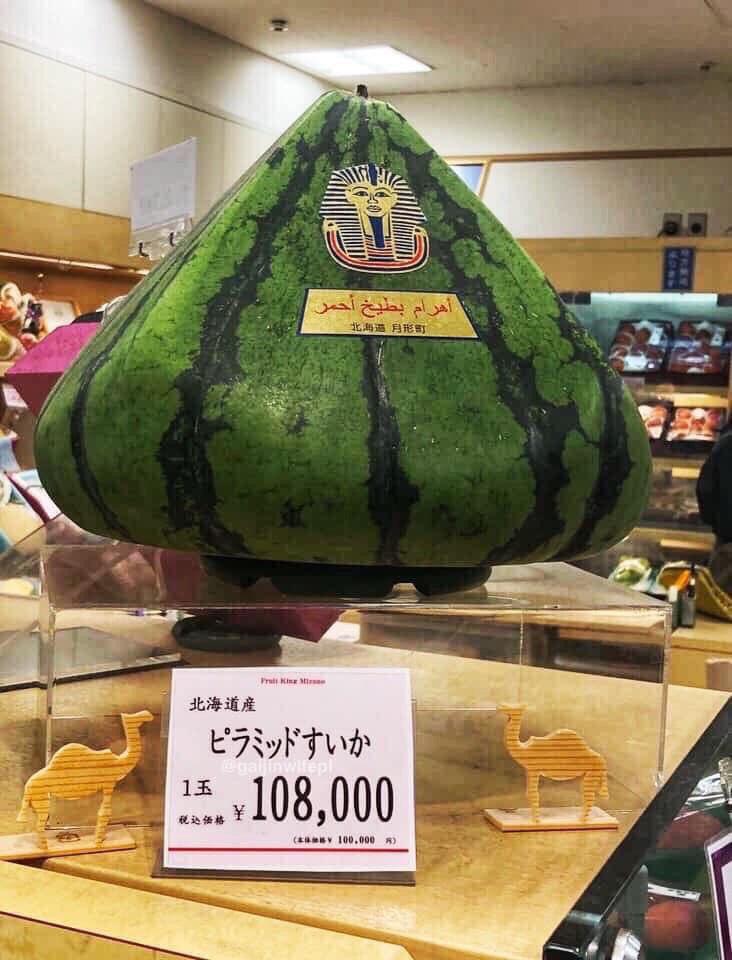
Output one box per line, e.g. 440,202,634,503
163,668,416,875
299,289,478,339
663,246,695,292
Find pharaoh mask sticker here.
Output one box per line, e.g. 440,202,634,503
320,163,429,274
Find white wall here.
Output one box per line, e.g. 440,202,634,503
3,1,731,239
485,156,732,239
0,0,329,219
389,83,732,155
391,83,732,237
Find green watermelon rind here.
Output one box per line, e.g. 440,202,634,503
35,91,651,567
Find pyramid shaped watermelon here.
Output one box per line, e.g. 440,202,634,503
35,90,651,594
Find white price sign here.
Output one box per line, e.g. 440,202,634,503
163,667,416,877
130,138,196,232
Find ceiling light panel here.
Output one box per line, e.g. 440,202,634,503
284,45,431,77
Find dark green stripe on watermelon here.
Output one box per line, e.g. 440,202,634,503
34,100,305,546
156,97,352,555
349,99,418,562
68,330,133,540
34,89,651,568
361,338,420,564
350,103,643,565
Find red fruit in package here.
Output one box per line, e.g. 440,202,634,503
644,901,708,951
657,810,722,850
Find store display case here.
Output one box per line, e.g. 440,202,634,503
2,537,670,797
565,292,732,573
546,703,731,959
0,526,676,953
0,528,728,960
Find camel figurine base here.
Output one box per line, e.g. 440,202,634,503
14,709,153,851
0,826,136,861
484,806,619,832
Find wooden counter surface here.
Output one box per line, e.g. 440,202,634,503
673,614,732,656
0,857,410,960
0,617,725,960
670,613,732,687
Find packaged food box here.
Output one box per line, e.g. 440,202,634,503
643,469,701,525
666,406,727,444
668,320,731,381
609,320,672,374
638,400,672,441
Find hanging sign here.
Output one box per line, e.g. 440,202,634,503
129,138,197,259
663,246,695,292
161,667,416,881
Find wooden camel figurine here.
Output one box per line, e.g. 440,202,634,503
17,710,153,849
498,704,609,824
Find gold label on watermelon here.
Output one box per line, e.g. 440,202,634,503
320,163,429,274
299,289,478,339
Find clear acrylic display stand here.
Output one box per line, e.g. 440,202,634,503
0,527,670,846
129,214,193,261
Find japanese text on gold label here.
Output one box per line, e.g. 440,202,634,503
299,289,477,339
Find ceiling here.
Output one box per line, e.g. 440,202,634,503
146,0,732,94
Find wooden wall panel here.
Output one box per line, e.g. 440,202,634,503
694,250,732,294
0,262,138,315
0,195,148,269
84,75,162,218
2,192,732,300
522,237,732,293
669,648,707,688
523,247,664,292
0,45,83,208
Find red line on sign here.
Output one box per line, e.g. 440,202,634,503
168,847,409,853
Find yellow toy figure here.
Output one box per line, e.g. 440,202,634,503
484,704,618,832
0,282,47,356
0,283,27,337
1,711,155,859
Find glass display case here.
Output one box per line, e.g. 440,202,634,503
0,524,728,960
0,524,669,831
546,703,731,959
566,291,732,577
